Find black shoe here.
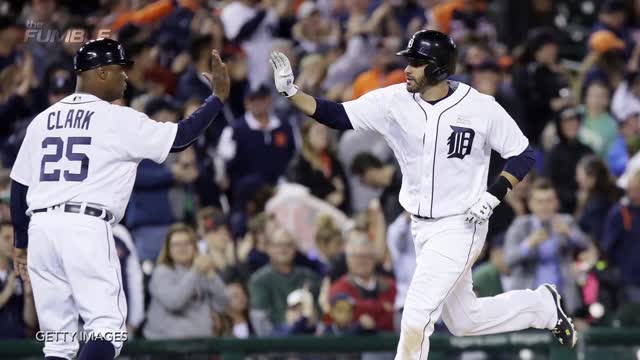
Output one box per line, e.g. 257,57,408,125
543,284,578,348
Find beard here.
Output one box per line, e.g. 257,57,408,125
406,76,429,93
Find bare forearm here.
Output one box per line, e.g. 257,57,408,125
289,90,317,116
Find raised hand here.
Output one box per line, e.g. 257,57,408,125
202,50,230,102
269,52,298,97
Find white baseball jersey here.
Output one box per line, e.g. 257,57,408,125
10,93,178,222
342,81,528,218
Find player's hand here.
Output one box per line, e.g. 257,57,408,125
270,51,298,97
465,192,500,225
202,50,230,102
12,248,29,285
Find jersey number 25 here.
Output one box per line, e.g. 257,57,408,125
40,136,91,182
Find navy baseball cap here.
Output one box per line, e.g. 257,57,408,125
246,84,272,99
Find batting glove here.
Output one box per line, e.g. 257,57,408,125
465,191,501,225
269,51,298,97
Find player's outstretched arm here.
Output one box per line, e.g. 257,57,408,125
270,52,353,131
171,50,231,152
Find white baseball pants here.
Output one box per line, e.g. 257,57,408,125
395,215,557,360
27,210,127,359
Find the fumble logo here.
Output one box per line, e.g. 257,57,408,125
446,126,475,159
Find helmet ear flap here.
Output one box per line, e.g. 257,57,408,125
423,59,448,84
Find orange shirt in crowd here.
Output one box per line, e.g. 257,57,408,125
351,68,406,99
111,0,200,32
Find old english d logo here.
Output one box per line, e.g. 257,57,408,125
447,126,475,159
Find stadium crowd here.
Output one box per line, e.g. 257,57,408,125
1,0,640,345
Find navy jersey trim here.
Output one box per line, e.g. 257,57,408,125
412,93,429,217
417,223,477,360
429,87,471,217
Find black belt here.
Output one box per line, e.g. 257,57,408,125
33,203,114,223
412,214,433,220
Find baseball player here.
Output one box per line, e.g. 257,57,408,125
270,30,577,359
10,38,229,360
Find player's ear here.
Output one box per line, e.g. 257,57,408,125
96,67,107,81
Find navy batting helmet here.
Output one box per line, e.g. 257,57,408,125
396,30,457,83
74,38,134,74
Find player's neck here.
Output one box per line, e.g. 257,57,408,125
75,84,107,101
0,257,8,271
420,81,449,102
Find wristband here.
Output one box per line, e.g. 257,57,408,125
487,176,513,200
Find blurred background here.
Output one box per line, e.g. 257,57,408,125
1,0,640,359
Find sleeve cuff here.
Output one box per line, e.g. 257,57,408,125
14,229,28,248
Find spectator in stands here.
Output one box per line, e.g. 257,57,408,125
295,54,330,97
591,0,634,55
512,27,571,145
351,152,403,222
314,215,345,282
176,35,216,105
220,0,281,88
288,120,351,213
0,41,44,144
223,50,250,120
111,225,145,338
122,41,159,105
544,106,593,213
127,98,199,262
43,63,75,105
144,224,229,339
196,207,236,275
284,287,318,334
225,280,253,338
575,156,620,245
329,231,396,332
248,226,320,336
579,81,619,158
0,221,36,338
602,170,640,303
350,36,405,100
218,84,296,189
386,212,416,321
608,105,640,177
579,30,627,98
449,0,497,44
292,1,340,55
504,178,591,315
320,293,374,335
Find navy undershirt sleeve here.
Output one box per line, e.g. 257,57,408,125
311,97,353,130
504,145,535,181
171,96,223,152
10,180,29,249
